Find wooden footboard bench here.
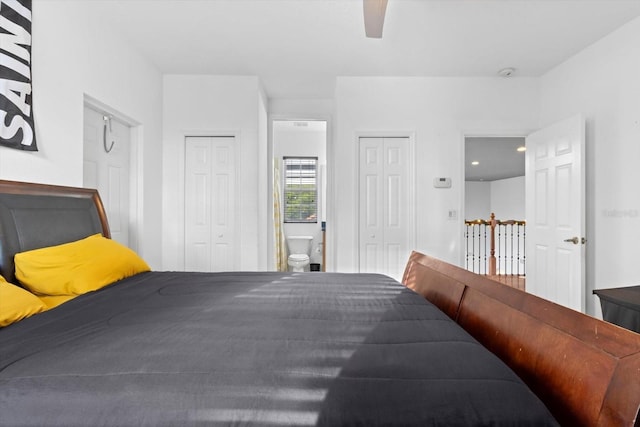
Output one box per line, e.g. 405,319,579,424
402,251,640,427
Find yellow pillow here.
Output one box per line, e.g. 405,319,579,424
0,276,46,327
15,234,150,296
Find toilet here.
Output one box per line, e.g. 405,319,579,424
287,235,313,272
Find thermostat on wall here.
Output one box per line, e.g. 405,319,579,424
433,177,452,188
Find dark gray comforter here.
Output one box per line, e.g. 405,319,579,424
0,271,557,426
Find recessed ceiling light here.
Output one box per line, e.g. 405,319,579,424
517,146,526,152
471,161,480,166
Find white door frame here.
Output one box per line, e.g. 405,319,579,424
355,131,417,276
178,130,241,270
83,94,142,254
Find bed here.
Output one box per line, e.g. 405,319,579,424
0,180,635,426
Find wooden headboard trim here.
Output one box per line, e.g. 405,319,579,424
403,251,640,426
0,180,110,238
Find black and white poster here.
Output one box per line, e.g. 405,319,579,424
0,0,36,151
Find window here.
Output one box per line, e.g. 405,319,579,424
283,157,317,223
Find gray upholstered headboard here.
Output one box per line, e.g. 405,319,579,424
0,180,110,284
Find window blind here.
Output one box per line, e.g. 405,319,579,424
283,157,317,223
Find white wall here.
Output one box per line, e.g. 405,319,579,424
268,99,334,119
539,16,640,316
491,176,525,220
0,1,164,268
464,181,491,220
465,177,526,221
162,75,264,271
333,77,539,271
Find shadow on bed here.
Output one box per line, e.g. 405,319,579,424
314,274,558,426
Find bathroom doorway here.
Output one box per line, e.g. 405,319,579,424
272,120,327,272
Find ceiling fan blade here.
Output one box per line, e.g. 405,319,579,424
363,0,388,38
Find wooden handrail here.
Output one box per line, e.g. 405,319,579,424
464,217,526,227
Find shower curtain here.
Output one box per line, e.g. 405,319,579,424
273,158,288,271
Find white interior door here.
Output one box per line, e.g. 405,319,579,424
525,115,585,311
359,137,411,280
83,106,130,247
185,136,237,272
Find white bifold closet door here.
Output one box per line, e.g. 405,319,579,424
184,136,237,272
359,137,411,281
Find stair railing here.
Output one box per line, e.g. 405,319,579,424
465,213,526,276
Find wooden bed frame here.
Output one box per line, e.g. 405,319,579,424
403,251,640,427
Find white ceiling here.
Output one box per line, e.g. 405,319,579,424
90,0,640,99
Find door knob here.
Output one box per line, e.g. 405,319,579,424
563,237,580,245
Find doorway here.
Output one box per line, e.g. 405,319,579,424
464,116,586,312
272,120,327,272
464,136,526,286
83,102,138,250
